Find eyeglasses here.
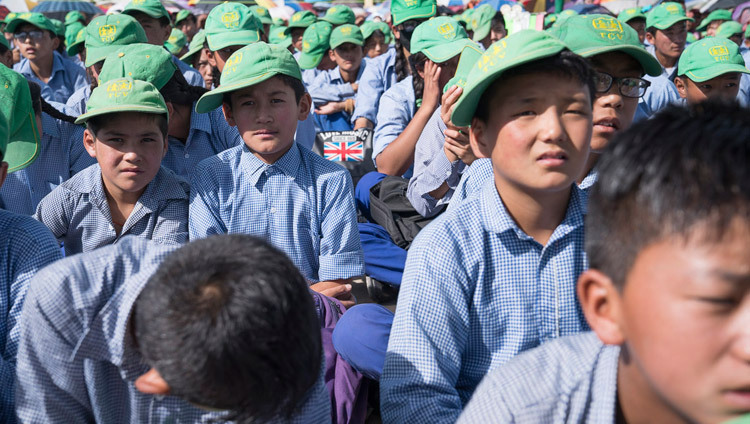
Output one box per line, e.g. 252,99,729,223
14,30,45,41
594,71,650,98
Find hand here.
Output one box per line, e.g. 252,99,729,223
351,82,359,92
440,85,463,130
315,101,345,115
443,128,476,165
310,281,356,309
421,60,441,112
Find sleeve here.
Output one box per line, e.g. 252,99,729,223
446,158,493,214
33,187,74,242
151,197,190,246
188,165,228,240
65,122,95,174
317,169,365,281
456,373,513,423
372,90,410,166
351,62,384,125
380,230,472,423
308,72,355,105
71,66,88,93
273,354,331,424
183,68,205,88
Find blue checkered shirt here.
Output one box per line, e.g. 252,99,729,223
407,105,466,218
34,164,189,255
458,332,619,424
14,51,88,104
0,209,61,423
0,113,94,215
190,142,364,283
381,179,590,423
352,47,397,125
173,54,205,87
373,75,415,176
63,84,91,117
15,236,331,424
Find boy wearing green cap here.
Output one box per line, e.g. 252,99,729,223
361,20,392,58
618,7,647,44
250,5,273,40
674,37,750,104
8,12,87,104
269,24,294,51
165,27,187,56
64,22,85,63
716,20,744,46
203,2,262,77
180,30,215,89
320,5,356,27
697,8,732,37
34,77,189,255
286,10,317,52
174,9,198,42
470,4,506,49
379,30,595,422
297,21,336,86
190,42,364,305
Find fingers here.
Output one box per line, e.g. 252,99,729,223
319,283,353,299
444,128,470,144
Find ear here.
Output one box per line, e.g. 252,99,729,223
673,76,687,99
0,161,7,188
469,117,492,159
328,48,335,61
222,101,236,127
161,25,171,44
134,368,171,395
83,128,97,158
297,92,312,121
50,36,60,50
577,269,625,346
644,31,655,45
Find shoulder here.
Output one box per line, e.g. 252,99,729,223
300,144,350,183
410,189,484,256
152,167,190,201
0,209,58,252
195,145,243,175
58,163,99,193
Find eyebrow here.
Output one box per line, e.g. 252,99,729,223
711,270,750,285
101,130,160,137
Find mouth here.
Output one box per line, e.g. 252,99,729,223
594,117,621,132
121,168,143,174
537,150,568,167
254,129,278,137
722,389,750,409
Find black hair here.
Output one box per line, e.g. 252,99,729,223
55,35,65,55
646,26,658,35
222,74,305,109
473,50,596,122
0,42,7,55
133,235,322,423
160,69,208,106
27,80,77,124
86,112,168,138
176,13,197,27
409,51,427,108
129,10,170,27
586,100,750,286
364,29,385,43
394,18,426,82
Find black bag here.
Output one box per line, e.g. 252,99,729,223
368,176,437,250
313,128,375,188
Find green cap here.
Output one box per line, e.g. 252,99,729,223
75,77,168,125
65,10,86,26
544,13,557,27
677,36,749,81
443,43,482,92
451,30,567,126
360,21,393,43
65,26,86,57
391,0,436,26
646,2,693,30
686,32,697,43
470,4,496,42
180,30,205,63
722,415,750,424
321,5,355,25
410,17,471,63
65,20,85,44
617,8,646,23
122,0,171,23
548,14,662,76
175,9,192,25
164,27,187,54
269,25,293,48
5,12,56,34
250,6,273,25
204,2,261,51
273,17,285,26
0,33,8,50
50,19,65,37
696,9,732,30
98,43,176,90
287,11,317,31
330,24,363,49
195,42,302,113
460,8,474,30
2,12,17,25
84,14,148,67
0,65,40,173
297,21,332,69
715,20,743,38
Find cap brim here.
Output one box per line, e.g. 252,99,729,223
684,64,750,82
651,15,694,30
5,110,40,173
206,30,260,51
66,40,84,57
576,44,663,77
85,45,117,67
75,105,167,124
297,51,323,69
392,4,436,26
5,18,54,34
423,39,473,63
122,7,165,20
195,71,280,113
180,44,202,62
472,24,490,43
330,38,363,49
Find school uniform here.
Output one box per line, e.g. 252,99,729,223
172,53,205,87
0,113,95,215
189,141,364,283
372,75,415,176
0,209,61,424
302,68,322,87
458,332,618,423
351,47,397,126
63,84,90,116
309,62,366,132
34,164,189,255
14,236,331,424
14,50,88,104
636,70,680,120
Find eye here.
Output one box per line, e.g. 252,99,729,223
108,137,124,143
241,100,255,106
142,137,156,143
271,98,284,104
513,110,536,117
699,84,713,90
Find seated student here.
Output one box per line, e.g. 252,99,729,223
64,13,149,117
618,7,647,44
352,0,437,129
459,100,750,424
34,78,189,255
191,42,364,307
250,6,274,42
674,37,750,105
469,4,506,49
122,0,204,88
716,20,744,46
180,31,215,89
309,24,366,132
0,65,61,424
8,13,87,104
297,22,336,87
0,30,14,68
360,20,392,59
174,9,198,42
286,10,317,53
377,31,595,422
270,24,295,53
64,23,85,64
696,8,732,37
15,234,331,423
320,5,356,28
165,27,188,57
98,43,241,179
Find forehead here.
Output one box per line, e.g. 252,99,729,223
693,72,742,84
589,51,643,76
97,112,163,132
489,71,590,104
131,12,160,25
229,76,294,98
659,21,687,32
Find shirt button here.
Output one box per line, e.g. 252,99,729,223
270,207,276,214
108,224,114,231
184,153,189,158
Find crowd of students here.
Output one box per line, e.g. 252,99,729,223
0,0,749,422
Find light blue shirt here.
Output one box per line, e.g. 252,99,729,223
308,62,366,106
302,67,321,87
14,50,88,104
14,236,331,424
381,180,589,423
34,164,189,255
352,47,397,125
407,105,466,218
0,209,61,424
0,113,94,215
373,75,415,176
189,142,365,283
63,84,90,117
637,67,680,120
173,53,205,87
458,332,618,424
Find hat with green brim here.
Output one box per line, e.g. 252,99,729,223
617,8,646,23
84,14,148,67
330,24,363,49
98,43,176,90
548,14,662,76
66,26,86,57
391,0,436,26
443,43,482,92
677,37,749,81
470,4,496,42
250,6,273,25
65,10,86,26
451,30,568,127
297,21,332,69
269,25,293,47
715,20,743,38
5,12,57,34
460,8,474,30
75,77,168,125
122,0,172,23
50,19,65,37
180,30,205,63
646,2,693,30
696,9,731,31
65,20,84,43
164,27,187,55
321,5,355,25
361,21,393,43
204,2,261,51
0,65,40,173
175,9,193,25
3,13,18,25
544,13,557,27
273,17,285,26
410,17,472,63
195,42,302,113
286,11,317,33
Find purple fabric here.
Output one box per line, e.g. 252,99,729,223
733,1,750,24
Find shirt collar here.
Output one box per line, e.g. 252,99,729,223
330,62,367,83
240,142,302,186
578,167,598,191
17,50,66,80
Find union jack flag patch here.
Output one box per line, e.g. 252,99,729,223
323,141,364,162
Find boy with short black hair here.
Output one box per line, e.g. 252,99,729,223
674,37,750,104
174,9,198,41
460,100,750,424
696,8,732,37
470,4,506,49
618,7,647,44
286,10,317,52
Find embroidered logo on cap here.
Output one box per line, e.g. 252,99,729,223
222,11,240,28
478,39,507,72
438,22,456,39
666,4,680,14
106,79,132,98
592,17,624,40
709,45,730,61
340,26,353,35
224,51,243,74
99,25,118,43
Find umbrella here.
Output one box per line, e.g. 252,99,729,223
32,0,102,14
707,0,748,10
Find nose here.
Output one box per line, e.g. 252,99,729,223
255,102,273,124
538,107,566,144
597,85,624,109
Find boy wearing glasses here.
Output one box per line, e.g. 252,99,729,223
7,13,87,104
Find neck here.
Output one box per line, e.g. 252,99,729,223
30,53,54,82
339,65,359,83
251,142,293,165
655,50,677,69
494,175,572,246
578,152,599,185
100,175,144,233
